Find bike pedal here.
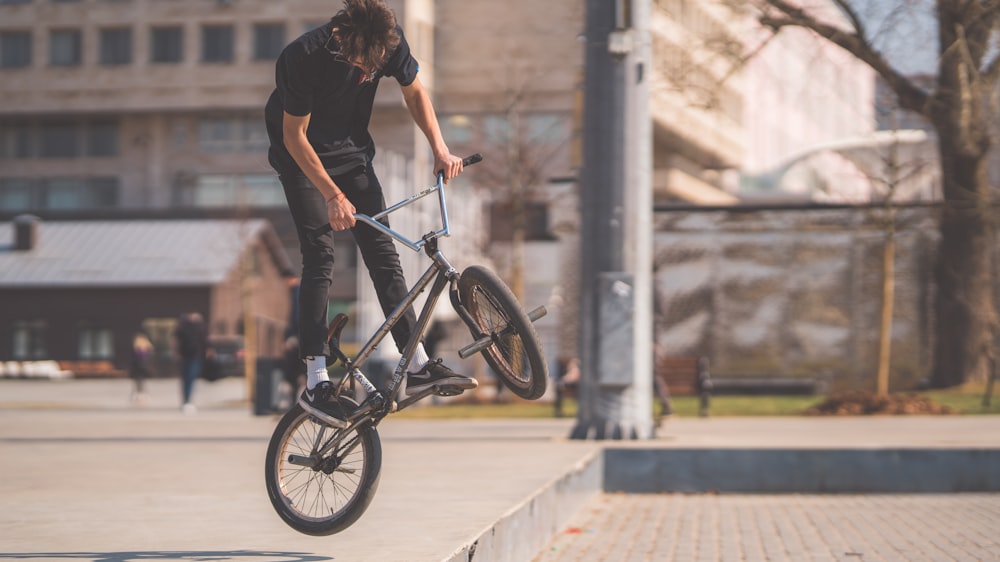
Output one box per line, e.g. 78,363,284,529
435,385,464,397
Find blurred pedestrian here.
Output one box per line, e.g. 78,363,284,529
554,357,580,417
130,331,153,406
174,312,207,414
283,335,306,407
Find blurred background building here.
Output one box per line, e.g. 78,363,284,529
0,0,945,392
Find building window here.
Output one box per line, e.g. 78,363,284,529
186,174,284,208
0,177,120,211
78,326,114,360
527,113,568,143
87,121,119,157
0,123,33,159
253,23,285,61
489,201,553,241
0,178,32,211
198,117,234,152
43,177,119,210
442,115,474,145
202,25,233,63
198,115,267,153
50,29,82,67
0,31,32,68
141,318,175,361
483,115,511,143
12,320,47,360
1,120,119,160
99,27,132,65
39,123,80,158
150,26,183,64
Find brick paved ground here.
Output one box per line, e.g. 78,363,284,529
535,493,1000,562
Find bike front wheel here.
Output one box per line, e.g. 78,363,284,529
458,265,548,400
264,398,381,536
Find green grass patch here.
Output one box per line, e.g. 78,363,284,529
390,385,1000,418
923,384,1000,415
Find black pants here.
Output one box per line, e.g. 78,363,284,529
280,165,417,359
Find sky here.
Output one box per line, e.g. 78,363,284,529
848,0,939,75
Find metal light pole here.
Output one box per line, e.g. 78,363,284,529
572,0,653,440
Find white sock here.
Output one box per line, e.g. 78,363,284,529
305,356,329,389
411,344,429,372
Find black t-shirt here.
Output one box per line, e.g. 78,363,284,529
264,24,420,176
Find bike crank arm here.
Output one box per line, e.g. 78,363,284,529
457,305,547,359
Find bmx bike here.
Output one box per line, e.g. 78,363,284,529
264,153,549,535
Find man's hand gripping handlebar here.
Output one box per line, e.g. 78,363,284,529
307,153,482,243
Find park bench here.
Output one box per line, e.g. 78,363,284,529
656,355,711,417
57,360,127,379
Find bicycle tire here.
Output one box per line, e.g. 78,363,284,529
264,398,381,536
458,265,548,400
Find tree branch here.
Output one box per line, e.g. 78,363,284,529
757,0,931,115
830,0,868,41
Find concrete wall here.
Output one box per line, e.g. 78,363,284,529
653,205,939,391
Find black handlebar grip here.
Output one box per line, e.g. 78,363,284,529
437,154,483,178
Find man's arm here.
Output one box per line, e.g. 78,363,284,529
282,111,356,230
400,76,463,182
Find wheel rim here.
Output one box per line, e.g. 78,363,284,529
469,286,532,388
274,415,366,522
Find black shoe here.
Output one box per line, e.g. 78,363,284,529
298,381,348,428
406,359,478,396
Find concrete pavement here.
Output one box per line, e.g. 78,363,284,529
1,377,998,562
536,493,1000,562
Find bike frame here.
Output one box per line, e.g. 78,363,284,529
329,171,475,423
292,161,546,467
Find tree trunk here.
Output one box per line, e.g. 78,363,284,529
876,229,895,395
931,192,995,387
929,127,996,387
927,2,997,388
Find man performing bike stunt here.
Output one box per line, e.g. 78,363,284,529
264,0,476,427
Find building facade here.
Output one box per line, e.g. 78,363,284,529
0,0,888,384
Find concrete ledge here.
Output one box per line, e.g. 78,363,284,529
604,448,1000,493
445,449,603,562
443,445,1000,561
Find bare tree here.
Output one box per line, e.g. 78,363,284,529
744,0,1000,387
468,83,572,301
870,127,935,394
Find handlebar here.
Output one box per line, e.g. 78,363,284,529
307,153,483,245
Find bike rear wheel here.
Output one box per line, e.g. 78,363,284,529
458,265,548,400
264,398,381,535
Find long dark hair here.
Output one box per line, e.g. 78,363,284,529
330,0,400,73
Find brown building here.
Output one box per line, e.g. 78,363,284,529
0,216,294,376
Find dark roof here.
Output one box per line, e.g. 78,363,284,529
0,218,292,287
